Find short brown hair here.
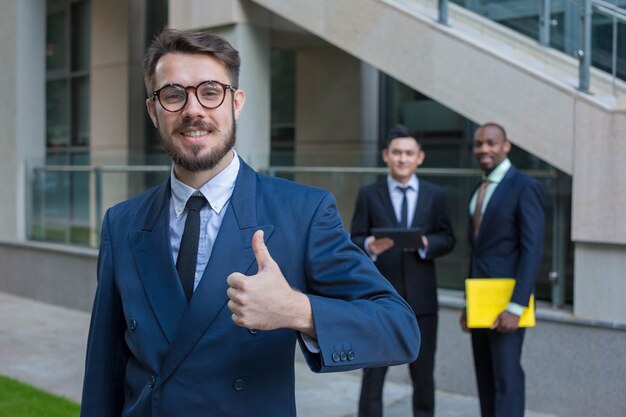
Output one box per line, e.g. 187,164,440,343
142,28,241,94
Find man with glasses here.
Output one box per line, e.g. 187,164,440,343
80,29,420,417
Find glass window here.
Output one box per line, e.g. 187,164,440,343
270,49,296,167
72,76,90,146
46,79,69,147
71,1,90,72
46,11,66,71
37,0,91,246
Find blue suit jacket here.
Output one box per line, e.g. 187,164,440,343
468,166,545,306
80,159,420,417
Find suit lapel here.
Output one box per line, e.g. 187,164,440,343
479,167,517,237
158,159,274,383
129,181,188,344
411,180,428,228
377,180,399,226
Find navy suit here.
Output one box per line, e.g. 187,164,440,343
468,166,544,417
80,159,420,417
351,178,455,417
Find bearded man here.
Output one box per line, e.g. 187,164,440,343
80,29,420,417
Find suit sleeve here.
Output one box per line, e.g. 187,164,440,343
299,192,420,373
422,187,456,259
511,180,545,306
80,211,127,417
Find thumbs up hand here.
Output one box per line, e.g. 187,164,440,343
227,230,316,337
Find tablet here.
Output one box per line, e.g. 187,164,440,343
370,227,423,249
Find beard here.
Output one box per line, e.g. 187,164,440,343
158,116,236,173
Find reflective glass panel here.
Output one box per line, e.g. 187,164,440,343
46,11,66,71
46,80,69,147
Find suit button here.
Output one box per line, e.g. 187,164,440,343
347,350,355,361
332,352,341,362
147,375,155,388
248,328,258,335
340,351,348,361
129,318,137,331
233,378,245,391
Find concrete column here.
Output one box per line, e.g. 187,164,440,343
0,0,45,241
574,243,626,323
213,24,272,171
361,62,380,167
294,45,367,227
90,0,131,238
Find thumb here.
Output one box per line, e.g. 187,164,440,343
252,230,274,271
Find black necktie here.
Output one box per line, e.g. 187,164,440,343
177,195,208,302
397,186,409,228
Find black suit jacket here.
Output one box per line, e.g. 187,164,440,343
351,177,456,315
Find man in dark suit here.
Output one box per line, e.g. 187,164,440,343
351,125,456,417
80,29,420,417
460,122,545,417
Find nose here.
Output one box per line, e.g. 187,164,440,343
181,88,205,118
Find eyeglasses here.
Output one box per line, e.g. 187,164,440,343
152,80,236,112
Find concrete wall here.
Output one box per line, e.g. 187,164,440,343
574,243,626,323
0,242,97,312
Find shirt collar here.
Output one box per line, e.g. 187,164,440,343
387,174,418,192
484,158,511,184
170,151,240,217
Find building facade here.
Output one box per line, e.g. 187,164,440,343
1,0,625,415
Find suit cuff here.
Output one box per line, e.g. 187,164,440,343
506,302,525,316
300,333,320,353
364,236,377,262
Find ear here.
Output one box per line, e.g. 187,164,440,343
416,149,426,166
503,140,512,154
146,97,158,128
232,89,246,121
382,148,389,164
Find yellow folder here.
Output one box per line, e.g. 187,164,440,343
465,278,535,328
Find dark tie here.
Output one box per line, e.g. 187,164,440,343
472,180,490,239
397,186,410,228
177,195,208,302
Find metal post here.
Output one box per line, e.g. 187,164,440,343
578,0,592,92
94,167,103,246
35,167,46,240
550,172,567,308
539,0,551,46
438,0,449,25
611,15,618,95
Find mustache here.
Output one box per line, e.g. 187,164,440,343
175,120,218,134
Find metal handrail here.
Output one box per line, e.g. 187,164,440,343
436,0,625,94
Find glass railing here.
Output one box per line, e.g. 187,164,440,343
27,163,570,307
438,0,626,93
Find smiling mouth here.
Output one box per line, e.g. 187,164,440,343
181,130,209,137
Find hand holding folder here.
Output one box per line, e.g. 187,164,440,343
465,278,535,328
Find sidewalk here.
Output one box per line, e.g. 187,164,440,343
0,292,554,417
